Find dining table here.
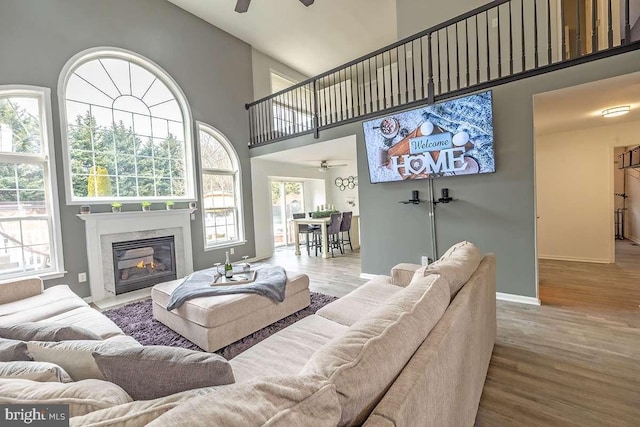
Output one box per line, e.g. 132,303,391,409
292,217,332,259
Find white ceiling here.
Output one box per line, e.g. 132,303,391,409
534,71,640,135
167,0,397,76
257,135,357,167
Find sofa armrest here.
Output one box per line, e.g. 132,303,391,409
391,263,424,287
0,276,44,305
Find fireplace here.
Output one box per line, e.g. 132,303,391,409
112,236,177,295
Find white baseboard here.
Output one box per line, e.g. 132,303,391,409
627,235,640,245
538,254,612,264
359,273,378,280
83,296,92,303
496,292,540,306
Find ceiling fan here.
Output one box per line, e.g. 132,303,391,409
235,0,314,13
314,160,348,172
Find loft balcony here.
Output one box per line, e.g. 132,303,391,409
245,0,640,148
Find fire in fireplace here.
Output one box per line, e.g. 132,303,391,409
112,236,177,295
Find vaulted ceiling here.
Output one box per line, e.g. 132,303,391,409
167,0,398,77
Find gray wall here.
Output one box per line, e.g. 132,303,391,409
251,49,640,298
0,0,255,297
251,48,309,100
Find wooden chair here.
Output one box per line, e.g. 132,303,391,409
339,211,353,252
313,212,343,257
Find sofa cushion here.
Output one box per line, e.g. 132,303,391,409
302,274,450,426
69,387,217,427
0,285,87,325
27,339,141,381
42,306,127,340
0,378,132,417
147,374,341,427
230,314,348,383
0,322,101,342
316,276,402,327
93,346,235,400
0,361,72,382
424,241,482,296
0,337,31,361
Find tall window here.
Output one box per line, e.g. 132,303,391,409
0,86,63,279
198,123,243,249
59,48,194,203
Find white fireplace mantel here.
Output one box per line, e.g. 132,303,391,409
78,209,195,302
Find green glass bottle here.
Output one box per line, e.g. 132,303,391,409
224,251,233,279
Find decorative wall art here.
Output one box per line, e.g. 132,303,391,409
335,176,358,191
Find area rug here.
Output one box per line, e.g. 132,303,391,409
103,292,337,360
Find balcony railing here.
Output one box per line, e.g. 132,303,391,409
246,0,640,148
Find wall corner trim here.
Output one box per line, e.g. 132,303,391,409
496,292,541,306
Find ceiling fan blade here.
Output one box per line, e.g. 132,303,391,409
300,0,315,6
235,0,251,13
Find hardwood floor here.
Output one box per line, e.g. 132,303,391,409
263,244,640,426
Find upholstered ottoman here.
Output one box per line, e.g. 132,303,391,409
151,272,310,352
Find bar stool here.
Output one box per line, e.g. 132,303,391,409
293,213,313,255
339,211,353,252
313,212,343,257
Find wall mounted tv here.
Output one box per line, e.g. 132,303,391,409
362,90,495,184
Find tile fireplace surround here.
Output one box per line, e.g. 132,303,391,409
78,209,195,302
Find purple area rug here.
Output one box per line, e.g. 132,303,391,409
102,292,337,360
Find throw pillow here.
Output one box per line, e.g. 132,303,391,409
0,378,132,417
146,375,341,427
0,322,101,342
0,361,72,382
27,339,140,381
0,338,31,362
93,346,235,400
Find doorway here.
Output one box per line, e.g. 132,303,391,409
533,72,640,311
270,180,305,248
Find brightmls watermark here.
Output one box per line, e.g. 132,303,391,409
1,405,68,426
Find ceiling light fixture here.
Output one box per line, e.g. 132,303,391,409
602,106,630,118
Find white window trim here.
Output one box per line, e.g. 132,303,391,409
57,46,196,205
0,85,65,279
196,122,245,251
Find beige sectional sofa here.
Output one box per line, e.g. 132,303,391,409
0,241,496,426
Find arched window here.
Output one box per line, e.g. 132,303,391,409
59,47,194,203
198,123,244,249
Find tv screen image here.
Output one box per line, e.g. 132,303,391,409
362,90,495,184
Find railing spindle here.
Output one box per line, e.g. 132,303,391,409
509,1,514,74
534,0,539,67
412,40,417,100
497,5,502,78
561,0,566,60
368,58,374,113
403,44,409,103
427,32,435,104
312,81,319,137
389,49,395,107
455,23,461,88
607,0,613,48
591,0,598,53
446,27,451,91
547,0,552,63
625,0,631,43
521,0,526,70
476,15,480,83
486,11,490,80
465,19,470,87
419,37,425,99
436,32,442,94
576,0,582,56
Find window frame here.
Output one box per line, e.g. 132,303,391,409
57,47,196,205
0,85,65,280
197,122,245,251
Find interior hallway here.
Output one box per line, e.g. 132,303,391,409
539,239,640,312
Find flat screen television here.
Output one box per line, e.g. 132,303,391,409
362,90,495,183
